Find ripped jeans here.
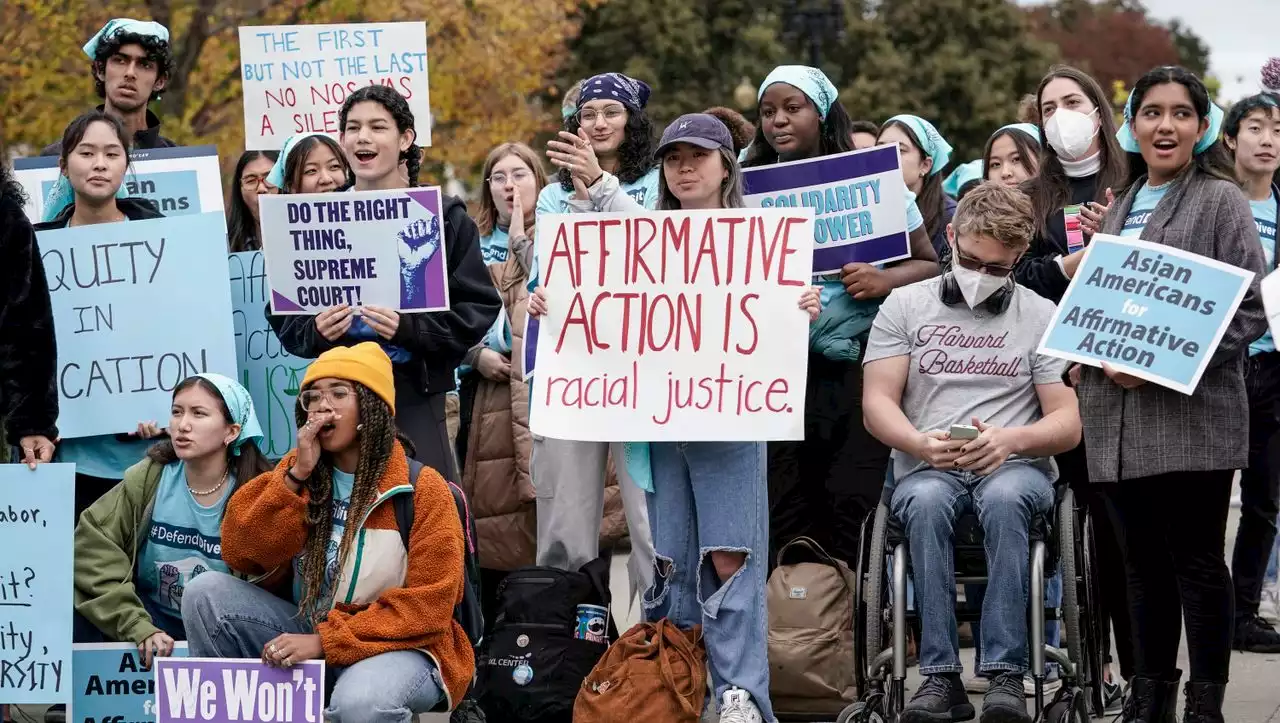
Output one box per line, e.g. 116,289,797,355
643,442,774,722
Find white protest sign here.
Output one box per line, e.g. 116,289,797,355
530,208,815,441
239,22,431,150
258,187,449,314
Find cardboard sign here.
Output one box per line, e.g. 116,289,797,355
13,146,224,222
259,188,449,314
742,146,910,274
530,208,815,441
38,213,239,437
1038,234,1255,394
239,22,431,150
0,463,74,704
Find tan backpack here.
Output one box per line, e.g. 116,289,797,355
574,620,707,722
766,536,859,716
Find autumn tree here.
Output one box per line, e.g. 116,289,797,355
0,0,590,183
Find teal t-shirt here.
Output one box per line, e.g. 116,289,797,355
292,468,355,610
817,189,926,308
58,435,155,480
480,226,511,265
1120,182,1172,238
1249,191,1278,356
136,461,233,627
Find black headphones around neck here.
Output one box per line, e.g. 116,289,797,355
938,271,1014,315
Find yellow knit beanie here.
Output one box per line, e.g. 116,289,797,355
301,342,396,414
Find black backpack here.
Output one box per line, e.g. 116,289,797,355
395,459,484,650
475,558,615,723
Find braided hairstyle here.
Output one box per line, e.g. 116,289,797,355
293,383,416,622
339,85,422,187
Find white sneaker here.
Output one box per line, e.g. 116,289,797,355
964,674,991,693
719,687,764,723
1023,674,1063,697
1260,583,1280,623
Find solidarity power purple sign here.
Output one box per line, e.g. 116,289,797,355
154,658,324,723
259,187,451,315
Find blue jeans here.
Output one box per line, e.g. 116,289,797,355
643,442,774,722
181,572,447,722
891,462,1053,675
968,570,1062,676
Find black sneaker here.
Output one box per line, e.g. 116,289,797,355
44,705,66,723
902,673,975,722
1233,615,1280,654
980,672,1031,723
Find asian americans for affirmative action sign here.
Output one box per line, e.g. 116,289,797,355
239,21,431,150
259,188,450,315
741,145,910,274
1038,234,1254,395
530,207,816,441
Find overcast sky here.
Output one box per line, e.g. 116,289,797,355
1016,0,1274,101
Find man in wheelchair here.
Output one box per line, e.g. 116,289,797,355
861,184,1081,723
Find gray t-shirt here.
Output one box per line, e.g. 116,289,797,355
863,277,1069,481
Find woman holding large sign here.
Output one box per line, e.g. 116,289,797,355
1075,66,1266,722
740,66,939,569
538,111,822,723
267,86,500,483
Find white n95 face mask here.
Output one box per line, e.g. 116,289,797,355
1045,108,1098,161
952,264,1008,309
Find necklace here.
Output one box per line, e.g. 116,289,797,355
187,469,229,496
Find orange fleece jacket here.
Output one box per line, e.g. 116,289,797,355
221,443,474,708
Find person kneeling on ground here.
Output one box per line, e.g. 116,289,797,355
181,342,474,721
862,183,1081,723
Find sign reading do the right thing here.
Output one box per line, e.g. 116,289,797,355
530,207,815,442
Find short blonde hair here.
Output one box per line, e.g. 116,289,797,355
952,183,1035,250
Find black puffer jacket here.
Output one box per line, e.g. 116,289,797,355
0,191,58,441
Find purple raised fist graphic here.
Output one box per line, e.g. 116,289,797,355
398,212,441,309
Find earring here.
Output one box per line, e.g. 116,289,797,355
356,423,364,432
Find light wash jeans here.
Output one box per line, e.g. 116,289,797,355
643,442,774,722
181,572,447,722
968,570,1062,677
891,462,1053,675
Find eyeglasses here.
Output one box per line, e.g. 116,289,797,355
577,107,626,125
299,385,354,411
240,174,270,190
953,245,1018,277
487,169,534,186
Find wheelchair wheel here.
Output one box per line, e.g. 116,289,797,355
836,700,886,723
1041,686,1089,723
1082,509,1108,716
1057,488,1084,682
863,503,889,679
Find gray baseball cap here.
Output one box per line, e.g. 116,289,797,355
656,113,733,157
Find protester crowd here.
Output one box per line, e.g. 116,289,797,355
2,15,1280,723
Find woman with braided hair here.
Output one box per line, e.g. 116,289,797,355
182,342,474,721
269,84,501,483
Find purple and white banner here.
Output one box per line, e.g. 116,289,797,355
259,187,450,315
154,658,324,723
742,146,910,275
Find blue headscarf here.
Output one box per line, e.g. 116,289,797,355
997,123,1042,145
266,133,327,189
886,114,953,175
41,174,129,223
195,373,264,456
578,73,651,112
757,65,840,120
942,160,983,197
83,18,170,58
1117,87,1224,156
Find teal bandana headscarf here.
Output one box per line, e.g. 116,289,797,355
942,160,983,197
83,18,170,58
757,65,840,120
886,114,953,175
997,123,1042,144
1117,86,1224,156
41,174,128,223
196,373,264,455
266,133,327,189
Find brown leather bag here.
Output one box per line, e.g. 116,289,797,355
573,619,707,722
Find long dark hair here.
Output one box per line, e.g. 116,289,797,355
556,107,655,189
0,162,25,208
742,99,855,168
227,151,278,253
58,109,132,171
879,118,948,240
282,135,352,194
147,377,272,494
1123,66,1235,188
983,127,1041,182
339,85,421,186
1024,65,1128,237
292,383,416,622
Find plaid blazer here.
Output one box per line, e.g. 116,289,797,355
1078,170,1266,483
